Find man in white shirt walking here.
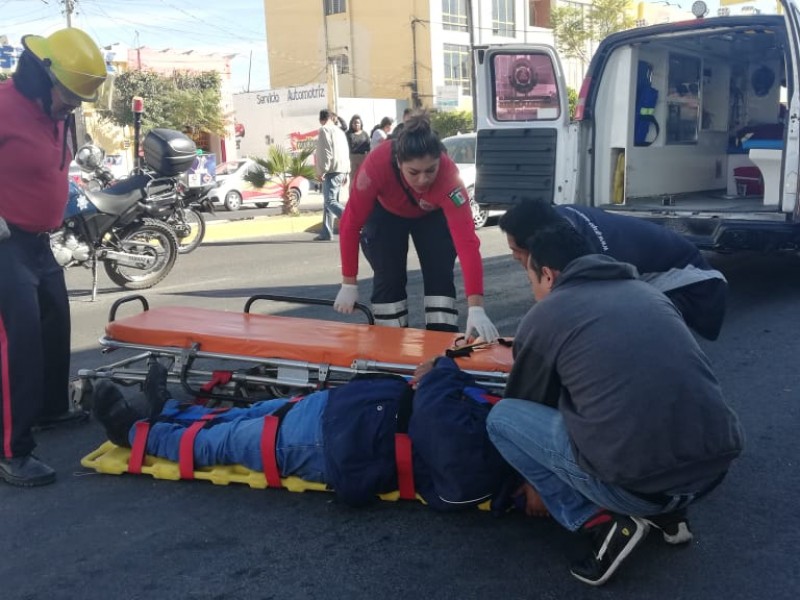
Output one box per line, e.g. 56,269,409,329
314,109,351,241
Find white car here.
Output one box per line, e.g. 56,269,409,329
208,158,311,211
441,133,503,229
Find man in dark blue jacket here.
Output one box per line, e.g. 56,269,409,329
487,220,743,586
499,202,727,340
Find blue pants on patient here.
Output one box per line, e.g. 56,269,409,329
132,390,329,482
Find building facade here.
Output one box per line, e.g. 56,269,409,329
264,0,555,112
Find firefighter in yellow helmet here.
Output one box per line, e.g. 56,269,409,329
0,28,106,487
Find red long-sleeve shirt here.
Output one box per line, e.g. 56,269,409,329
339,141,484,297
0,81,69,232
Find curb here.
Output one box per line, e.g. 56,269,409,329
203,213,324,242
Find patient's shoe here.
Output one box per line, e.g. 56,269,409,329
144,361,171,420
92,381,147,447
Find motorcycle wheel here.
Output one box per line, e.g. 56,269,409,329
103,218,178,290
469,186,488,229
173,208,206,254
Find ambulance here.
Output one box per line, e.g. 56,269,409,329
474,2,800,252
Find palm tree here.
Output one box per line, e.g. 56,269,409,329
243,145,316,215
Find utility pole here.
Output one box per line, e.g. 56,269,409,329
327,60,339,115
410,19,420,108
62,0,76,27
465,0,478,129
61,0,86,148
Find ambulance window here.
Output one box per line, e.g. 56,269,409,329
492,53,561,121
666,53,701,144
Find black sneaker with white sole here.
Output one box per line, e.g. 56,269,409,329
570,512,650,586
644,508,694,545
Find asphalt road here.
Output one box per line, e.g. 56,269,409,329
3,224,799,599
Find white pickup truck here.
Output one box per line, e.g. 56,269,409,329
473,2,800,253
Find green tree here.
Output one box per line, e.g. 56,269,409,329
0,73,8,82
551,0,635,62
567,86,578,119
243,146,316,215
100,69,226,143
429,110,473,139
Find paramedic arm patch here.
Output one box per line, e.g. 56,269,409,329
448,187,467,207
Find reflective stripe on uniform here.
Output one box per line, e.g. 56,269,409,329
373,300,409,328
424,295,458,327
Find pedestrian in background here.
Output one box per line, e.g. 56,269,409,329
0,27,107,487
370,116,394,150
314,109,351,241
388,108,413,140
333,113,498,340
346,114,370,176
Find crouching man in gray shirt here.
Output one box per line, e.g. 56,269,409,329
486,220,743,587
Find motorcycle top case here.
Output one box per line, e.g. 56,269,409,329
143,129,197,176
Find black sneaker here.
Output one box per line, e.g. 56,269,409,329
644,508,693,545
570,512,649,586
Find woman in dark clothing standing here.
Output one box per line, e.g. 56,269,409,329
346,115,370,176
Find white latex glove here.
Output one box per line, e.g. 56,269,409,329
333,283,359,314
465,306,499,343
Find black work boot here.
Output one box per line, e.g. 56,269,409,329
92,381,148,447
0,455,56,487
143,361,171,420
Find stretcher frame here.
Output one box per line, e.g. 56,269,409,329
75,294,512,408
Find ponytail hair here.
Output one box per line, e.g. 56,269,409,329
395,112,444,163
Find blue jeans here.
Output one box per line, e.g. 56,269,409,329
136,391,329,482
320,172,346,239
486,399,693,531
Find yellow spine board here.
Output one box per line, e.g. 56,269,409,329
80,442,491,510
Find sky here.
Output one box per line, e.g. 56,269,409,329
0,0,270,93
0,0,786,94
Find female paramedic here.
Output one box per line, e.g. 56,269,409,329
0,28,107,487
332,113,498,341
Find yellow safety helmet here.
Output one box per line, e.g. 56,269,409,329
22,28,106,103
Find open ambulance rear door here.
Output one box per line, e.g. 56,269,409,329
473,46,573,209
781,0,800,216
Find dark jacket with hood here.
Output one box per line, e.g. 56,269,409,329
505,254,743,495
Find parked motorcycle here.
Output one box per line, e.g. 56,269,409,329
167,179,217,254
54,129,197,298
74,144,215,255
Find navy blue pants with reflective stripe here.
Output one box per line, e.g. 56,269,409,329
359,203,457,330
0,228,71,458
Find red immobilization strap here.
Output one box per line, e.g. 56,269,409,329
394,433,416,500
178,410,227,479
198,370,233,399
260,415,282,488
128,421,151,475
482,392,502,405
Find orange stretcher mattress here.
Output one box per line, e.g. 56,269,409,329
106,307,513,373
